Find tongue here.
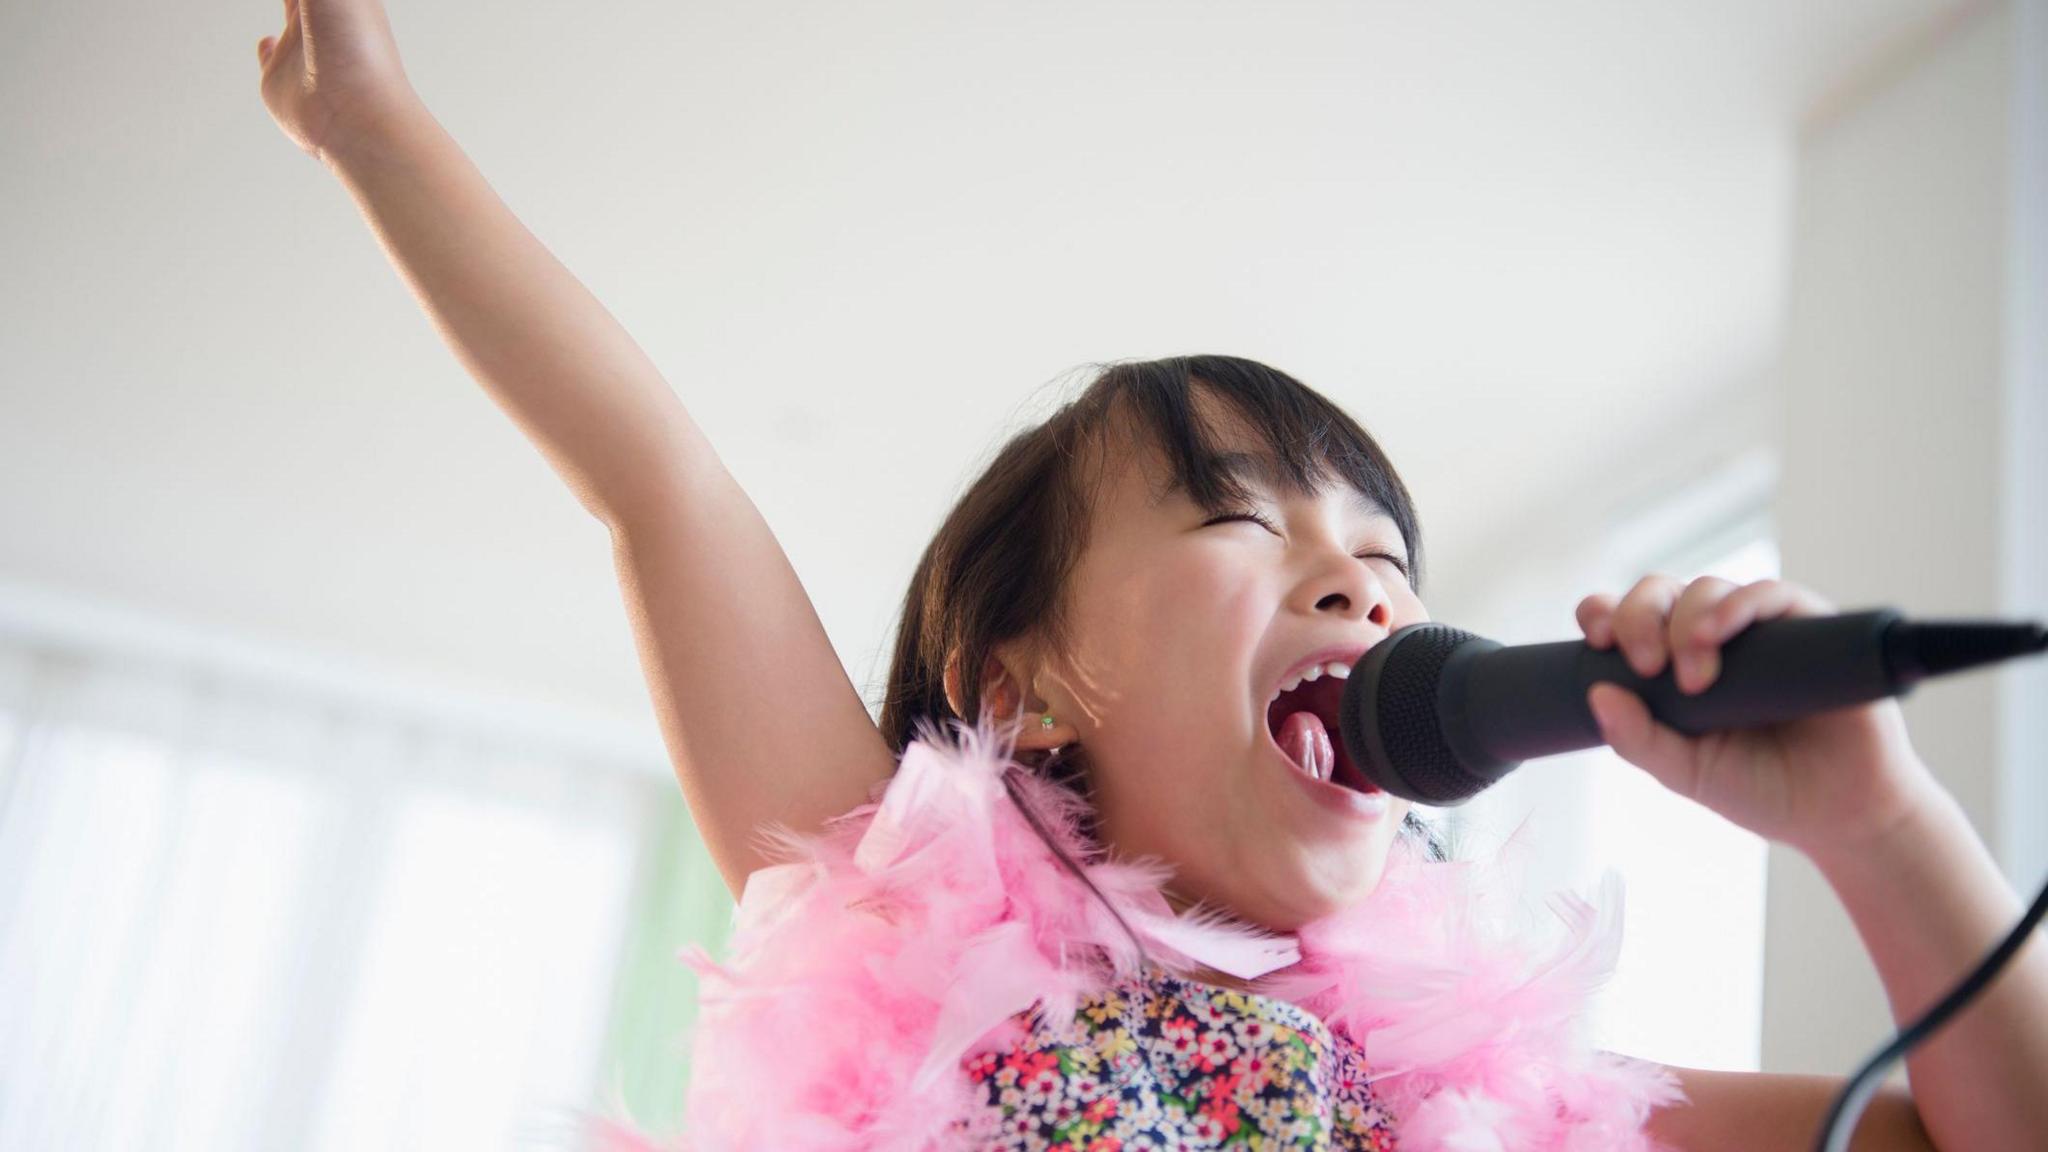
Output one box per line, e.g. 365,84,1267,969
1277,710,1334,781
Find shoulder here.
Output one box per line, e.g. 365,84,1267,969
1627,1056,1936,1152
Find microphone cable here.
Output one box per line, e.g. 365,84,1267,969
1816,867,2048,1152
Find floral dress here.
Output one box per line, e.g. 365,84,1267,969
960,968,1400,1151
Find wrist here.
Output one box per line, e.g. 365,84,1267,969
317,89,437,177
1800,774,1965,881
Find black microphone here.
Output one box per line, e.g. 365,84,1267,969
1336,607,2048,805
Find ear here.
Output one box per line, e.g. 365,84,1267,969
942,645,1075,752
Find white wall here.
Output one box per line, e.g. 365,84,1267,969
0,1,1926,747
2001,0,2048,904
1770,0,2047,1074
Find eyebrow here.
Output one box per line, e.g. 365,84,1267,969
1166,451,1397,523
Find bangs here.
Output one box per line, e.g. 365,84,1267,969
1094,355,1425,591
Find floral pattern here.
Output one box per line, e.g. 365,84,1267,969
959,969,1399,1151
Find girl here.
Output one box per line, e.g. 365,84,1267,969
255,2,2048,1148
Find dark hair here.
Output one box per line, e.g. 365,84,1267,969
875,355,1448,890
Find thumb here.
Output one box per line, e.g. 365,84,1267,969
1587,682,1698,796
258,36,275,66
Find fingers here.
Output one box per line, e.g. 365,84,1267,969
1575,592,1620,648
1692,579,1837,645
1609,573,1685,679
259,0,295,72
1580,575,1838,696
1582,575,1841,807
1669,576,1736,694
1588,682,1701,799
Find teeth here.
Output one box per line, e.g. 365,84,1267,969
1267,660,1356,703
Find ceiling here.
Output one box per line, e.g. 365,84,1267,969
0,0,1960,759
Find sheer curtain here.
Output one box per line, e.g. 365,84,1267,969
0,633,664,1150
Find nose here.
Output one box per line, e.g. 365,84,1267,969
1296,547,1394,630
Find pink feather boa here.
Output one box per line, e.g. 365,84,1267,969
587,717,1687,1151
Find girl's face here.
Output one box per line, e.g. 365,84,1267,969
1026,392,1426,932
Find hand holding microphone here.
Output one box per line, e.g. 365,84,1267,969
1338,575,2048,1152
1336,575,2046,860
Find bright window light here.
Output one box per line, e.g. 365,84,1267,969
0,658,649,1152
1583,535,1779,1070
308,790,634,1152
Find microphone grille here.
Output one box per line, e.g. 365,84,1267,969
1375,623,1487,804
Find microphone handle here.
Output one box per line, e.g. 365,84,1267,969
1452,608,1907,768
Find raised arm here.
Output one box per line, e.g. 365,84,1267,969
256,0,897,894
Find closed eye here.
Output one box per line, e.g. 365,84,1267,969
1200,511,1412,580
1360,551,1414,581
1201,509,1282,532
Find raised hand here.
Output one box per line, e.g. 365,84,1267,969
1576,575,1942,860
255,0,419,163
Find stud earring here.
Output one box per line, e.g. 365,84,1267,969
1041,714,1055,731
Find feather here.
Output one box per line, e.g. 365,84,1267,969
584,711,1687,1152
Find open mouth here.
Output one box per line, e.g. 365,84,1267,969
1264,674,1380,794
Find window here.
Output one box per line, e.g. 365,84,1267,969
1580,535,1776,1070
0,643,657,1149
1440,455,1776,1072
